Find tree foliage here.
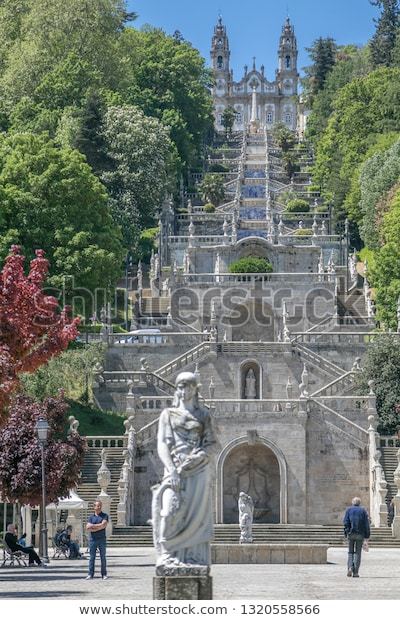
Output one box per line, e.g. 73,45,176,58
370,0,400,67
101,105,174,250
0,395,86,505
0,132,124,292
357,334,400,433
199,173,225,207
229,257,273,274
0,246,79,424
221,106,236,137
303,37,338,100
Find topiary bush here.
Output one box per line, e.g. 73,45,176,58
204,203,216,213
229,256,273,273
293,228,313,236
285,199,310,213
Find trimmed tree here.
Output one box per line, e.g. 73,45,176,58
0,395,86,505
229,257,273,274
199,173,225,207
0,246,79,424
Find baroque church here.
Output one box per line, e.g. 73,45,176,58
211,16,300,132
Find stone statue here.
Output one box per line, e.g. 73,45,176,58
245,368,257,399
238,492,254,544
152,372,217,575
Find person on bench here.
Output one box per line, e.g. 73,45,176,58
4,524,46,567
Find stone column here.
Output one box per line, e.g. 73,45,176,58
96,449,113,537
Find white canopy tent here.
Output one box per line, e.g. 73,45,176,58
46,489,88,546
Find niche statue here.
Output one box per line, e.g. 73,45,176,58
238,492,254,544
152,372,217,575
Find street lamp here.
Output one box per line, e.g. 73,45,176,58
35,417,50,564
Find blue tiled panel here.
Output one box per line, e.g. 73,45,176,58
242,186,266,198
244,170,265,179
240,207,266,220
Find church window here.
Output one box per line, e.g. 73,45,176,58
235,110,242,124
218,113,223,125
285,113,292,124
285,55,291,69
266,111,273,124
217,56,224,69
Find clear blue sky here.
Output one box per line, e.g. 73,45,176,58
127,0,378,80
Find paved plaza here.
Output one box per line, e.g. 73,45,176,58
0,547,399,600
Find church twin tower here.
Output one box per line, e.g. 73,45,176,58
211,17,299,131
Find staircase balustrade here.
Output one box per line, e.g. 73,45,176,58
155,341,212,378
392,448,400,537
366,384,389,527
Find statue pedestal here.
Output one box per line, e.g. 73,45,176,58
153,576,212,600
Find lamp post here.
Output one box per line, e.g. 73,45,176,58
35,417,50,564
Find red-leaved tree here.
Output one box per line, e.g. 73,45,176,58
0,246,80,424
0,395,87,505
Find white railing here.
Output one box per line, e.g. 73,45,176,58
156,341,212,378
174,273,336,286
293,332,400,345
379,436,400,448
310,371,357,398
293,342,345,378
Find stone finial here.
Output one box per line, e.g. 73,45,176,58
368,380,375,397
345,218,350,236
137,260,143,290
298,220,304,230
140,357,148,372
277,330,282,343
97,449,111,495
194,363,201,384
351,357,362,372
223,330,227,342
278,215,284,237
286,376,293,400
282,301,291,343
320,221,327,236
223,217,229,239
127,379,134,396
187,198,193,214
209,376,216,400
189,217,195,237
68,415,79,434
312,216,318,237
299,363,309,398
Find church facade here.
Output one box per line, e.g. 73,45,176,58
211,17,300,132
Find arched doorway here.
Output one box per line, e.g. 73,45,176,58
218,438,286,524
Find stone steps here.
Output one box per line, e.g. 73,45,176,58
107,525,400,547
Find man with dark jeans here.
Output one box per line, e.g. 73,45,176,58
343,497,370,578
86,500,108,579
4,524,46,567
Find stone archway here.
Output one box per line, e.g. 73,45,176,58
216,437,287,524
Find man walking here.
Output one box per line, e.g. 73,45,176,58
86,500,109,579
343,497,370,578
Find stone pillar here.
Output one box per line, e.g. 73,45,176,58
392,448,400,538
21,505,32,547
96,448,113,537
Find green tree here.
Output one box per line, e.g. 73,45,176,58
370,0,400,67
229,257,273,274
116,27,213,170
101,105,174,250
272,123,295,152
0,132,124,296
221,106,236,137
356,335,400,433
199,173,225,207
285,199,310,213
303,37,338,99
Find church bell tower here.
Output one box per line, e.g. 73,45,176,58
211,16,231,101
277,17,299,96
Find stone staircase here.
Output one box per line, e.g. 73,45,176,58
381,447,399,504
77,447,125,526
108,524,400,547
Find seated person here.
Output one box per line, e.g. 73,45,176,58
4,524,45,567
58,525,82,559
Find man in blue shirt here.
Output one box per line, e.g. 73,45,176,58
86,500,109,579
343,497,370,578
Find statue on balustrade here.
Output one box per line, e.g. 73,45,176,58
152,372,217,575
238,492,254,543
245,368,257,399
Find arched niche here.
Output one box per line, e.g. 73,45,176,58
240,359,262,399
216,436,288,524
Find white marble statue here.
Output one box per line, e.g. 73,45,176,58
238,492,254,544
245,369,257,399
152,372,217,575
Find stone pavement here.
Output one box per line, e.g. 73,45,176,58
0,547,399,600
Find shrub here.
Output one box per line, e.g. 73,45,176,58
293,228,313,236
229,257,273,274
204,203,216,213
137,227,159,262
285,199,310,213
